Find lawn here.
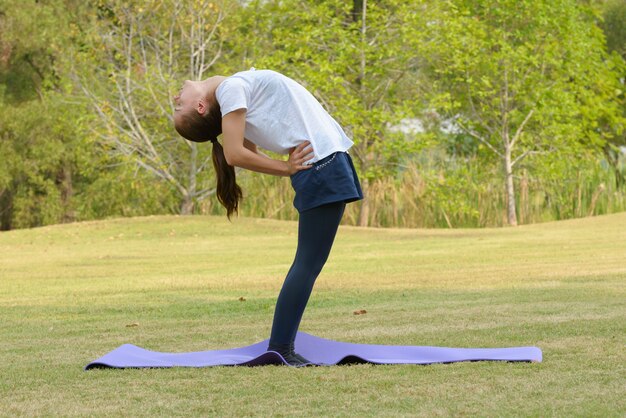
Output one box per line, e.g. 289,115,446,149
1,213,624,416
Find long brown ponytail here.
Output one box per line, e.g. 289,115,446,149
211,140,242,219
174,100,243,219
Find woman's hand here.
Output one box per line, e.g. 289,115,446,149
287,141,314,175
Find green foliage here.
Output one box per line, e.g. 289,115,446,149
206,145,625,228
422,0,619,150
0,0,90,100
0,0,625,229
416,0,626,223
600,0,626,59
0,90,178,229
230,0,424,178
0,98,72,228
597,0,626,187
75,161,180,220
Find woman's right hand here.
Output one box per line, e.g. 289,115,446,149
287,141,314,175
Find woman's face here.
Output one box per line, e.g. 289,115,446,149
173,80,204,117
172,76,225,127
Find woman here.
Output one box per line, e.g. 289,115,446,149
173,68,362,366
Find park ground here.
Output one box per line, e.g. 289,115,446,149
1,212,625,416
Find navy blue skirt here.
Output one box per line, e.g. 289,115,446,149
290,151,363,213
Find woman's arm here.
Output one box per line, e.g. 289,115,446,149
221,109,313,176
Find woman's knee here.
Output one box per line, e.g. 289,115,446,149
290,257,324,282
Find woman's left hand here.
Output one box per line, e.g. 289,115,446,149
287,141,314,175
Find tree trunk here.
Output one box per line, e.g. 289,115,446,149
358,177,370,227
180,143,198,216
180,194,194,215
355,0,369,228
587,183,606,217
351,0,364,23
603,145,625,190
60,162,74,223
519,169,528,224
504,147,518,226
0,188,13,230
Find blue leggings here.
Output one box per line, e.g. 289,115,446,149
269,201,346,345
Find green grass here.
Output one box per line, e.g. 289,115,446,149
1,213,625,417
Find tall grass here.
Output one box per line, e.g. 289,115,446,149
198,153,626,228
366,155,626,228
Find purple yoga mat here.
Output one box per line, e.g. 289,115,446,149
85,332,542,369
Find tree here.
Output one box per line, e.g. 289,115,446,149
77,0,230,214
230,0,425,226
0,0,92,229
598,0,626,188
599,0,626,60
418,0,625,225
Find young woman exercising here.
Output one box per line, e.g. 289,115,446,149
173,68,362,367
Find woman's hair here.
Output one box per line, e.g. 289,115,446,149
174,101,243,219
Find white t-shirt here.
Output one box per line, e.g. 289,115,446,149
215,69,353,164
